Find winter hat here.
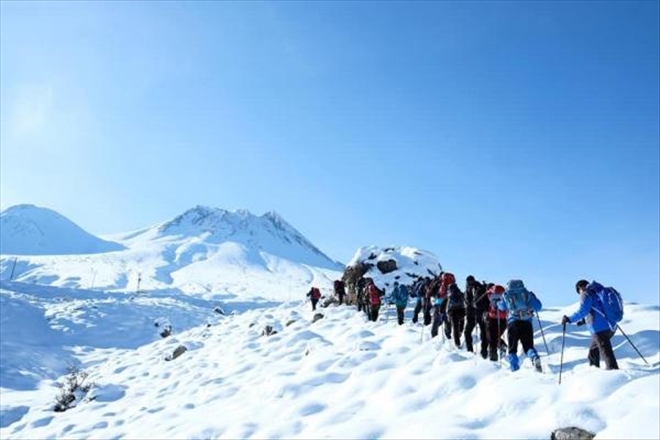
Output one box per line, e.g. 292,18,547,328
466,275,475,283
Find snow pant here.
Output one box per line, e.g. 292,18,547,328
431,305,445,338
338,293,344,305
486,317,507,361
445,308,466,348
396,305,406,325
311,298,319,310
507,320,540,371
589,330,619,370
370,304,381,321
507,320,535,355
464,309,488,357
413,297,432,325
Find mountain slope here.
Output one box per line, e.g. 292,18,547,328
0,205,125,256
0,278,658,439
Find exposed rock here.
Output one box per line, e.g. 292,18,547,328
312,313,324,323
159,325,172,338
377,259,398,274
551,427,596,440
165,345,187,361
213,307,226,315
286,319,297,327
262,325,278,336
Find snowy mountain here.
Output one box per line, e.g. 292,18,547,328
0,279,658,439
0,205,125,256
0,205,343,301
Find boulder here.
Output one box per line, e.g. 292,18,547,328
550,427,596,440
165,345,187,361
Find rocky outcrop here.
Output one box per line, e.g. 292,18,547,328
551,427,596,440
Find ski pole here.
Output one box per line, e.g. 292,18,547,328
616,324,649,365
536,312,550,354
559,323,566,385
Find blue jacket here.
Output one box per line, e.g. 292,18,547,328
392,285,409,308
498,290,542,325
567,281,613,334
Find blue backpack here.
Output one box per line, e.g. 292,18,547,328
504,279,534,318
591,282,624,325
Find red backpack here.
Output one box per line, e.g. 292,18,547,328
368,284,381,305
312,287,321,300
487,285,507,319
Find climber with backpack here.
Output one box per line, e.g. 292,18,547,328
561,280,621,370
464,275,490,358
485,284,509,362
412,277,432,325
431,272,466,348
391,281,409,325
366,279,384,322
334,279,346,305
498,279,543,372
306,286,322,311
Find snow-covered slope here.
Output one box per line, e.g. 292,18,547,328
0,205,124,256
0,279,658,439
0,206,343,302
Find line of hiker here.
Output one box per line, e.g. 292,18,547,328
306,273,626,373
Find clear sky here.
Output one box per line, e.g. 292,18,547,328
1,1,658,304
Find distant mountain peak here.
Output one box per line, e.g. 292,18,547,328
143,206,343,270
0,204,125,256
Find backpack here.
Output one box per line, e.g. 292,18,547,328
504,280,533,318
471,282,490,312
487,285,507,320
368,284,381,305
447,284,465,310
591,282,624,325
311,287,321,300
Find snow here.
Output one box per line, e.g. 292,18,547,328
0,205,343,296
0,205,125,256
347,245,443,290
0,278,658,439
0,205,659,439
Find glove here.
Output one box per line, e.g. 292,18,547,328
576,318,586,327
561,316,570,325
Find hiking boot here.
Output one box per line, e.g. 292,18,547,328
507,353,520,372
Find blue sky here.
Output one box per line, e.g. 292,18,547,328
1,1,658,304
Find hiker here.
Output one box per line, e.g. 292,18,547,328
443,272,466,348
411,277,431,324
334,279,346,305
391,281,409,325
367,279,383,321
485,284,508,362
464,275,490,358
498,279,543,372
306,286,321,311
356,278,367,313
424,275,442,326
561,280,620,370
431,272,465,348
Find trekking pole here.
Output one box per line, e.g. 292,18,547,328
559,323,566,385
536,312,550,354
616,324,649,365
498,316,502,366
